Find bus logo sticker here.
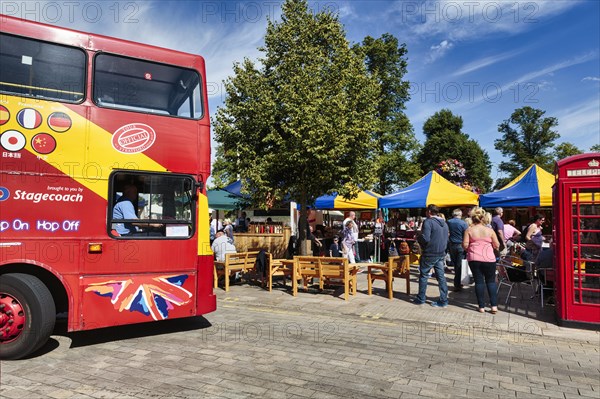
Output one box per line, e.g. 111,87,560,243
0,130,26,152
31,133,57,154
16,108,42,129
85,274,192,320
47,112,72,132
0,187,9,201
112,123,156,154
0,105,10,125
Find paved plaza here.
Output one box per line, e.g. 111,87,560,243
1,267,599,399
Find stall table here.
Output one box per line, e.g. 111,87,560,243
233,227,291,258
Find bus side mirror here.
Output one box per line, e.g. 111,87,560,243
193,180,204,200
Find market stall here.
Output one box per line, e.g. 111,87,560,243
378,171,479,262
313,190,380,210
479,164,554,207
379,171,479,209
307,190,382,260
209,186,291,257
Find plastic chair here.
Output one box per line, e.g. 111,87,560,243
536,267,555,307
496,256,535,305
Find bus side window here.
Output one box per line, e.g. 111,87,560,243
108,172,194,239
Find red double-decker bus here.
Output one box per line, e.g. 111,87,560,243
0,15,216,359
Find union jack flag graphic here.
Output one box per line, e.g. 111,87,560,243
85,275,192,320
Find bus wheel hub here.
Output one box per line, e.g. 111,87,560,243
0,295,25,342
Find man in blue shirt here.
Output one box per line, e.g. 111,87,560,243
447,208,468,292
113,184,161,236
113,184,140,235
415,204,449,308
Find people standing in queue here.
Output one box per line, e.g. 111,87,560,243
308,225,323,256
342,220,356,264
447,208,468,292
223,218,234,242
463,207,500,314
236,211,248,232
209,215,216,243
491,207,507,257
343,211,360,262
414,204,449,308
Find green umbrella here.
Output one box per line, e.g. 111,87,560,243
207,189,242,210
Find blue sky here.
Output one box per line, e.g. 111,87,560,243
4,0,599,183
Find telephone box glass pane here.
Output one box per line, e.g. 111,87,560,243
571,188,600,305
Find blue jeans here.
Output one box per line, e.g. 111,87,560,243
449,243,464,288
353,242,361,262
416,255,448,304
468,260,498,308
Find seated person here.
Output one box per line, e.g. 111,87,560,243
535,246,554,284
536,247,554,269
504,219,521,248
113,184,161,236
211,229,237,262
519,244,536,263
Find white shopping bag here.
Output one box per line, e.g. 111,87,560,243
460,259,471,286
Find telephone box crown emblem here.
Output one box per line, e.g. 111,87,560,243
588,159,599,167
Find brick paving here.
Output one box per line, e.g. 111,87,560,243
1,268,598,398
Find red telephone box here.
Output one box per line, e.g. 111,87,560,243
553,153,600,326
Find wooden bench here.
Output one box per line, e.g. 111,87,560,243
367,255,411,299
213,251,272,292
292,256,358,300
268,258,295,292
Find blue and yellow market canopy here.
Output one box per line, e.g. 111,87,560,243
479,165,554,207
379,171,479,208
314,190,381,210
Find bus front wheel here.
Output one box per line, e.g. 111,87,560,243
0,273,56,360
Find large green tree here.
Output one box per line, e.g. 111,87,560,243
495,106,559,177
212,0,378,248
355,34,421,194
417,109,492,191
554,142,582,161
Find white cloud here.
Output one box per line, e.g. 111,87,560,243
461,52,599,106
554,97,600,142
390,0,583,41
335,3,357,19
18,1,269,102
452,49,523,76
513,52,598,83
582,76,600,82
428,39,454,62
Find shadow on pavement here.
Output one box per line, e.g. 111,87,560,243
57,316,212,348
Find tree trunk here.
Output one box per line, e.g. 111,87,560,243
298,194,309,256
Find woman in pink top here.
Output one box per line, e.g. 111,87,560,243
503,219,520,242
463,207,500,314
